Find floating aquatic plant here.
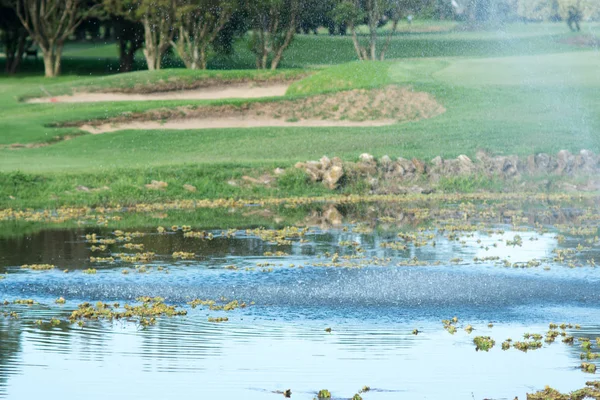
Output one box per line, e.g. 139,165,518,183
172,251,195,260
582,362,597,373
473,336,495,352
317,389,331,399
21,264,55,271
207,316,228,323
55,297,66,304
513,341,543,352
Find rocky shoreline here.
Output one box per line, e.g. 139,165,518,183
293,150,600,192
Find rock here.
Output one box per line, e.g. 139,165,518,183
578,150,597,173
145,180,168,190
557,150,575,175
412,158,426,174
320,156,332,170
533,153,554,173
500,156,520,178
431,156,443,167
457,154,474,173
323,165,344,189
294,162,305,169
359,153,374,163
396,157,416,177
380,155,392,167
76,185,90,192
227,180,238,186
183,184,197,192
323,206,343,225
331,157,343,168
475,150,491,163
304,161,323,182
274,168,286,175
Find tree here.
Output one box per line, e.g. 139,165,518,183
247,0,299,70
0,1,28,74
104,0,176,71
171,0,234,69
515,0,600,24
112,16,144,72
139,0,176,70
334,0,409,61
14,0,98,77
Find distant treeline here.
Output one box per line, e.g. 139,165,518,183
0,0,597,77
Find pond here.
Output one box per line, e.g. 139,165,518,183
1,198,599,399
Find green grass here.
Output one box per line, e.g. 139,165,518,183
18,68,308,100
1,21,600,209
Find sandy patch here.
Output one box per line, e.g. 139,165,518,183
27,83,290,103
58,86,445,135
81,118,397,134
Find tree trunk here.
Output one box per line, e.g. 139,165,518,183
199,46,206,70
349,22,365,61
118,41,138,73
4,30,27,74
270,19,296,70
379,19,398,61
368,4,378,60
42,46,60,78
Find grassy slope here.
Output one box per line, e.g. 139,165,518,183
1,22,600,208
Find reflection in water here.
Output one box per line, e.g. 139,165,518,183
1,201,600,399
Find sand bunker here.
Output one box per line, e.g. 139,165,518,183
70,86,445,134
81,118,397,134
27,83,290,103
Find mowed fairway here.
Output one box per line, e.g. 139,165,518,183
1,23,600,207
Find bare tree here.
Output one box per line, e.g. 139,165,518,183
15,0,97,77
171,0,234,69
247,0,299,70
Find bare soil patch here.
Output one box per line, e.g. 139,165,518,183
27,83,290,103
73,86,445,133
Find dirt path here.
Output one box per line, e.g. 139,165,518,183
81,117,397,134
27,83,290,103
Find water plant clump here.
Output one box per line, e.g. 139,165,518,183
473,336,495,352
317,389,331,399
208,317,229,323
528,381,600,399
187,298,247,311
13,299,36,305
69,297,187,326
513,340,543,352
21,264,55,271
172,251,195,260
581,362,597,373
